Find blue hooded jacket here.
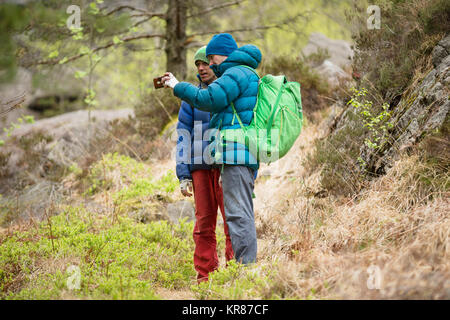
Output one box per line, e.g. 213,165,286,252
176,81,212,181
173,44,262,171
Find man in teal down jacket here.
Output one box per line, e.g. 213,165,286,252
162,33,261,264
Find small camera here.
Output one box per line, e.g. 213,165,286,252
153,76,164,89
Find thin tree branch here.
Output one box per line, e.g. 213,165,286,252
105,5,165,19
0,93,26,118
189,11,310,37
36,33,166,66
189,25,276,37
187,0,244,18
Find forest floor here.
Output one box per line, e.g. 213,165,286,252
0,106,448,300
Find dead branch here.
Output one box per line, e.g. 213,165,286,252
0,93,26,118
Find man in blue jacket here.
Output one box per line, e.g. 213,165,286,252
176,46,234,283
164,33,261,265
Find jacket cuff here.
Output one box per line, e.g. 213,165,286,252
178,175,192,182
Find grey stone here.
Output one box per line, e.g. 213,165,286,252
314,59,351,87
432,34,450,68
3,108,134,168
302,32,354,69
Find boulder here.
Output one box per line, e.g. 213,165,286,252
0,108,135,196
302,32,354,69
314,59,352,87
432,34,450,68
7,108,134,166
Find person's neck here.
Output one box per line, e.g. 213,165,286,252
204,77,217,85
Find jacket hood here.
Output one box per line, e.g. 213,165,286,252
210,44,262,77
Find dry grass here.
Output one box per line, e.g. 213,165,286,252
253,109,449,299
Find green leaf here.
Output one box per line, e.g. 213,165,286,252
75,70,88,79
79,46,90,55
69,26,83,34
59,57,69,65
113,36,123,45
24,115,35,124
89,2,99,15
48,50,59,58
92,54,102,63
73,31,84,40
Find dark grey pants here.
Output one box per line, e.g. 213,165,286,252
221,165,257,264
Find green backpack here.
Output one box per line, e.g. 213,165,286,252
219,66,303,163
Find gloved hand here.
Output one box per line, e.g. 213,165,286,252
161,72,179,89
180,179,193,197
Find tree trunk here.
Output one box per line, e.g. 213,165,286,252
165,0,187,79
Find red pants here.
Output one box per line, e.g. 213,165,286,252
192,169,234,282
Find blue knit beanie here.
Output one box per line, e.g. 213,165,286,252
206,33,238,57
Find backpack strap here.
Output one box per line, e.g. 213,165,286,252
230,101,245,130
267,83,286,130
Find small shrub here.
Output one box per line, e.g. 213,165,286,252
347,87,393,152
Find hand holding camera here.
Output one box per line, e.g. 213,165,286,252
153,72,179,89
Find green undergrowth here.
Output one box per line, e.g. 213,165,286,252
84,152,177,197
84,152,150,195
191,261,279,300
81,152,178,215
0,205,196,299
0,204,280,300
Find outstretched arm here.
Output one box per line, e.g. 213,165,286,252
162,70,245,113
